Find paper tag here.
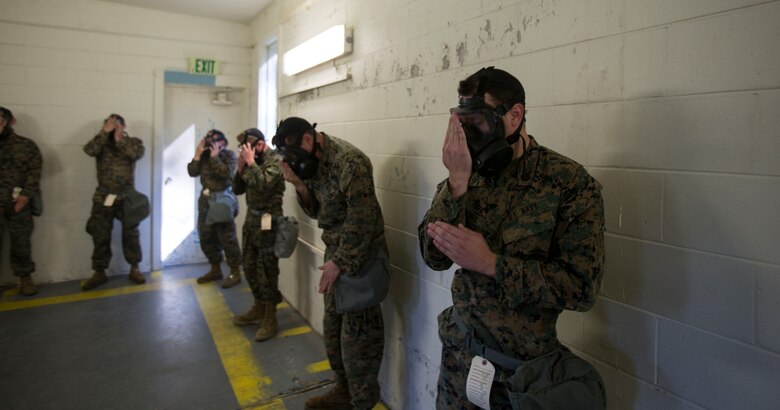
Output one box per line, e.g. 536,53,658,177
466,355,494,410
203,188,210,197
261,213,272,230
12,187,22,200
103,194,117,207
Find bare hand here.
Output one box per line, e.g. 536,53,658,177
209,142,219,157
427,221,496,277
278,160,304,189
443,113,472,197
195,138,207,158
101,117,117,133
318,260,341,294
13,195,30,213
239,143,255,167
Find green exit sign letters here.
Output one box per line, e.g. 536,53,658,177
189,58,219,75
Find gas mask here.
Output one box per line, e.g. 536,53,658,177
237,130,264,164
202,130,226,160
450,97,519,177
272,118,320,180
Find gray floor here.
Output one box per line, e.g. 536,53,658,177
0,264,337,410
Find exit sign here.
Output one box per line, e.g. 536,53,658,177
189,58,219,75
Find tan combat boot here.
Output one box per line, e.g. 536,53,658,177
128,264,145,284
221,267,242,289
254,302,278,342
197,263,223,284
19,275,38,296
233,300,265,326
304,383,352,410
82,270,108,291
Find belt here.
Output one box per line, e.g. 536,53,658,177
452,309,523,371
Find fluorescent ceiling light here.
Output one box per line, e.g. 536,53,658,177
283,25,351,76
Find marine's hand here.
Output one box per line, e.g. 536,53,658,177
239,143,255,166
318,260,341,294
443,113,472,198
427,221,496,277
194,138,206,158
279,160,304,190
13,195,29,213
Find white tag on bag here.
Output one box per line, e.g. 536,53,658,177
466,355,494,409
103,194,117,207
261,213,272,230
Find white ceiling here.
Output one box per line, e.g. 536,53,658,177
99,0,272,24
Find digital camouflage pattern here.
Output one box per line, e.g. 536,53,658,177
418,136,605,408
84,131,145,270
188,149,241,268
297,133,386,409
234,150,285,304
0,130,42,276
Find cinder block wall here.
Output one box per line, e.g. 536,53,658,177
254,0,780,409
0,0,250,282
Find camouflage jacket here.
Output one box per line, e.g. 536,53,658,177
234,150,285,216
188,149,237,193
0,130,42,210
298,133,386,275
418,136,605,362
83,131,144,196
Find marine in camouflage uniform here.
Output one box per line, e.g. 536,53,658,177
276,118,386,410
82,114,146,290
418,68,605,409
187,130,242,287
0,107,42,296
231,129,286,341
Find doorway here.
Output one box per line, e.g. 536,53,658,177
160,85,245,267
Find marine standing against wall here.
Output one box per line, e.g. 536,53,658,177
82,114,146,290
232,128,285,341
419,67,607,409
0,107,42,296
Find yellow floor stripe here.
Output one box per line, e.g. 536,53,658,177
279,326,311,338
192,283,280,408
2,288,19,300
0,279,194,312
305,360,331,374
277,301,289,309
373,403,388,410
150,270,163,281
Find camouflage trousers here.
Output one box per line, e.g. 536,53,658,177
86,200,141,271
197,206,241,268
323,294,384,410
242,220,281,304
436,306,514,409
0,205,35,276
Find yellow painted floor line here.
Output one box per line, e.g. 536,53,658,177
192,283,281,408
279,326,311,338
373,403,389,410
150,270,163,281
305,360,331,374
2,288,19,300
0,279,195,312
277,301,289,309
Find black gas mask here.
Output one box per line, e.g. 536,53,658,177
0,107,14,140
202,129,226,160
238,128,265,164
451,97,519,177
272,117,320,180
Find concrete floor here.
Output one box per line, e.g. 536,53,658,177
0,264,370,410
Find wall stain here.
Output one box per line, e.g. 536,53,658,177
456,41,468,66
441,44,451,70
483,19,493,41
410,63,422,78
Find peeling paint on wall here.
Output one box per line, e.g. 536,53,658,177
456,41,468,66
442,44,451,70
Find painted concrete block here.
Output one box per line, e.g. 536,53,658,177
588,36,623,102
0,84,49,106
609,236,754,342
667,4,780,95
49,49,99,70
589,169,664,241
756,263,780,354
756,90,780,176
658,320,780,409
664,173,780,264
623,28,667,99
625,0,766,31
0,44,51,67
582,299,658,383
0,64,26,85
